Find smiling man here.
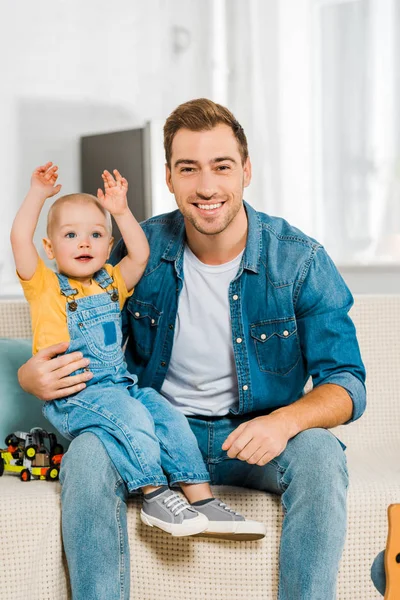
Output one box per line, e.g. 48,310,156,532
18,98,366,600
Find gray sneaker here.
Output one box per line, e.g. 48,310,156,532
140,489,209,537
192,498,267,541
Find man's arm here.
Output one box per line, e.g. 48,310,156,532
223,245,366,465
18,342,93,400
97,169,149,291
222,383,352,466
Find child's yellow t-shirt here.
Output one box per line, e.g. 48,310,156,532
19,258,133,354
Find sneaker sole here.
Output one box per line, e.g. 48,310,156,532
194,520,266,541
194,531,266,541
140,510,209,537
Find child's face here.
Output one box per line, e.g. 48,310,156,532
43,201,113,283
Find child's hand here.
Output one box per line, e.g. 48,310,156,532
97,169,129,217
30,162,62,198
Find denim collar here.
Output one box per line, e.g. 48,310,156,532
161,201,262,274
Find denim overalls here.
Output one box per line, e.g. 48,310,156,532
43,268,210,492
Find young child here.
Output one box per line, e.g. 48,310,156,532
11,163,266,540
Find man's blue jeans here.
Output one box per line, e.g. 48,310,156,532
371,550,385,595
59,416,349,600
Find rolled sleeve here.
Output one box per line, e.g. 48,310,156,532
317,371,366,423
295,246,366,423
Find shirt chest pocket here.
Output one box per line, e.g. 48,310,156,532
127,297,162,357
250,318,301,375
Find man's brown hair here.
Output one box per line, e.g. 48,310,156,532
163,98,248,168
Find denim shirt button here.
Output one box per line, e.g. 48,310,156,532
260,333,266,340
151,319,155,325
233,294,239,300
134,312,140,317
236,337,242,344
283,330,289,337
242,385,248,391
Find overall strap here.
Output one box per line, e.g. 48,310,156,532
93,268,114,289
93,268,119,303
56,272,79,312
56,272,78,296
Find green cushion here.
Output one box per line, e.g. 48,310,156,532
0,338,67,447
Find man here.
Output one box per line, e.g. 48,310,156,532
18,98,366,599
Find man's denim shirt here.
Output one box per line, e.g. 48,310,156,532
111,201,366,423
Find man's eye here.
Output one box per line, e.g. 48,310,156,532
180,167,195,173
92,232,102,238
217,165,230,171
65,232,76,238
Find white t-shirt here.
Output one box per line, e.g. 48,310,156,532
161,244,243,416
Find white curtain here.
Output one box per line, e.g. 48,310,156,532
213,0,316,238
318,0,400,264
216,0,400,265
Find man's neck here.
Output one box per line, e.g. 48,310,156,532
185,209,248,266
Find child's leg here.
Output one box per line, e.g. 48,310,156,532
134,386,210,486
45,389,208,537
180,481,213,503
133,387,266,540
45,388,167,491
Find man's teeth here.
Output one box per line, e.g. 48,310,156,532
197,203,222,211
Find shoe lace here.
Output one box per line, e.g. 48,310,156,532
163,493,192,516
218,501,243,517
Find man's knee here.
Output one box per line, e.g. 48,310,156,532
60,432,123,495
371,550,386,596
287,428,348,488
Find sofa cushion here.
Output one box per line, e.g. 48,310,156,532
0,338,62,444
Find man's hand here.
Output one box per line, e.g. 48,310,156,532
30,162,62,199
222,413,294,466
18,342,93,401
97,169,129,217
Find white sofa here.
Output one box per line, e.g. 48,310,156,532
0,295,398,600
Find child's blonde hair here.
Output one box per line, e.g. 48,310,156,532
47,193,113,237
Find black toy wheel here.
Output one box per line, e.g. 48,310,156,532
24,445,37,461
46,467,59,481
20,468,31,482
0,457,4,476
5,433,19,447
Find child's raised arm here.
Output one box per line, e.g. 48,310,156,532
97,169,149,292
10,163,61,280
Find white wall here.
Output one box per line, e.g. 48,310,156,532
1,0,214,294
2,1,398,297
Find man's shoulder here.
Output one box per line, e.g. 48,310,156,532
140,209,183,236
249,207,327,284
256,210,321,251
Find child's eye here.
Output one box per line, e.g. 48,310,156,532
92,232,102,238
65,232,76,238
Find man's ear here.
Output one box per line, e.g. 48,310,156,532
42,238,55,260
165,164,174,194
243,157,252,188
